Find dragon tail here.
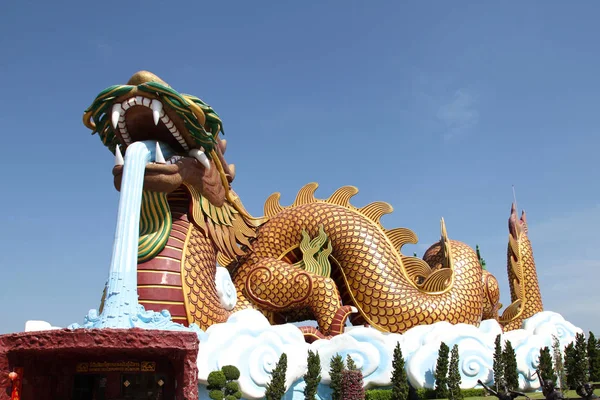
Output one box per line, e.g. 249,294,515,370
499,204,544,331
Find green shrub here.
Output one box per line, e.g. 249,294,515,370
208,367,241,399
413,387,435,399
409,387,484,399
225,381,239,392
460,388,486,397
208,371,227,389
209,389,224,400
365,389,393,399
224,381,241,399
222,365,241,381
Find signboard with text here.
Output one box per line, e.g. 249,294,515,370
75,361,156,373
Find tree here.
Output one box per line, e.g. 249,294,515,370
503,340,519,390
587,332,600,382
434,342,450,399
573,333,589,385
552,335,568,392
448,344,463,400
341,369,365,400
391,342,409,400
304,350,321,400
347,354,358,371
565,342,577,389
329,354,344,400
493,334,505,391
476,245,487,269
538,346,557,383
265,353,287,400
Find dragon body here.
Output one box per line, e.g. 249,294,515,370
84,71,544,339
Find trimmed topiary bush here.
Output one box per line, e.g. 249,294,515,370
207,366,241,400
341,369,365,400
209,389,224,400
222,365,241,381
224,381,241,399
208,370,227,389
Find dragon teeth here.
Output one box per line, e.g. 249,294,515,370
155,142,166,164
111,103,123,130
151,99,163,126
166,155,184,165
114,96,189,151
189,148,210,169
115,145,124,166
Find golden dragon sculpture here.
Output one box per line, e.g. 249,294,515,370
83,71,543,340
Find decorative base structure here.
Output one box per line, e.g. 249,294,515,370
0,70,586,399
0,328,198,400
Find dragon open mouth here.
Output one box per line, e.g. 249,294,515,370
110,94,210,170
113,95,190,153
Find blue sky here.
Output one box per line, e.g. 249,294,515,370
1,1,598,335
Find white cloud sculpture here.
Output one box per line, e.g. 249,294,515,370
196,310,583,399
196,309,310,400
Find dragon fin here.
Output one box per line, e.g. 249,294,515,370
293,182,319,207
327,186,359,207
357,201,394,226
386,227,419,252
264,192,284,218
499,299,522,322
421,268,453,292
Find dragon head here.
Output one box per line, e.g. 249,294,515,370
83,71,236,206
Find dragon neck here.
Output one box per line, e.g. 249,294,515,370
137,184,258,266
137,191,172,263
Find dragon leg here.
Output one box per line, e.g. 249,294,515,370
243,257,347,335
